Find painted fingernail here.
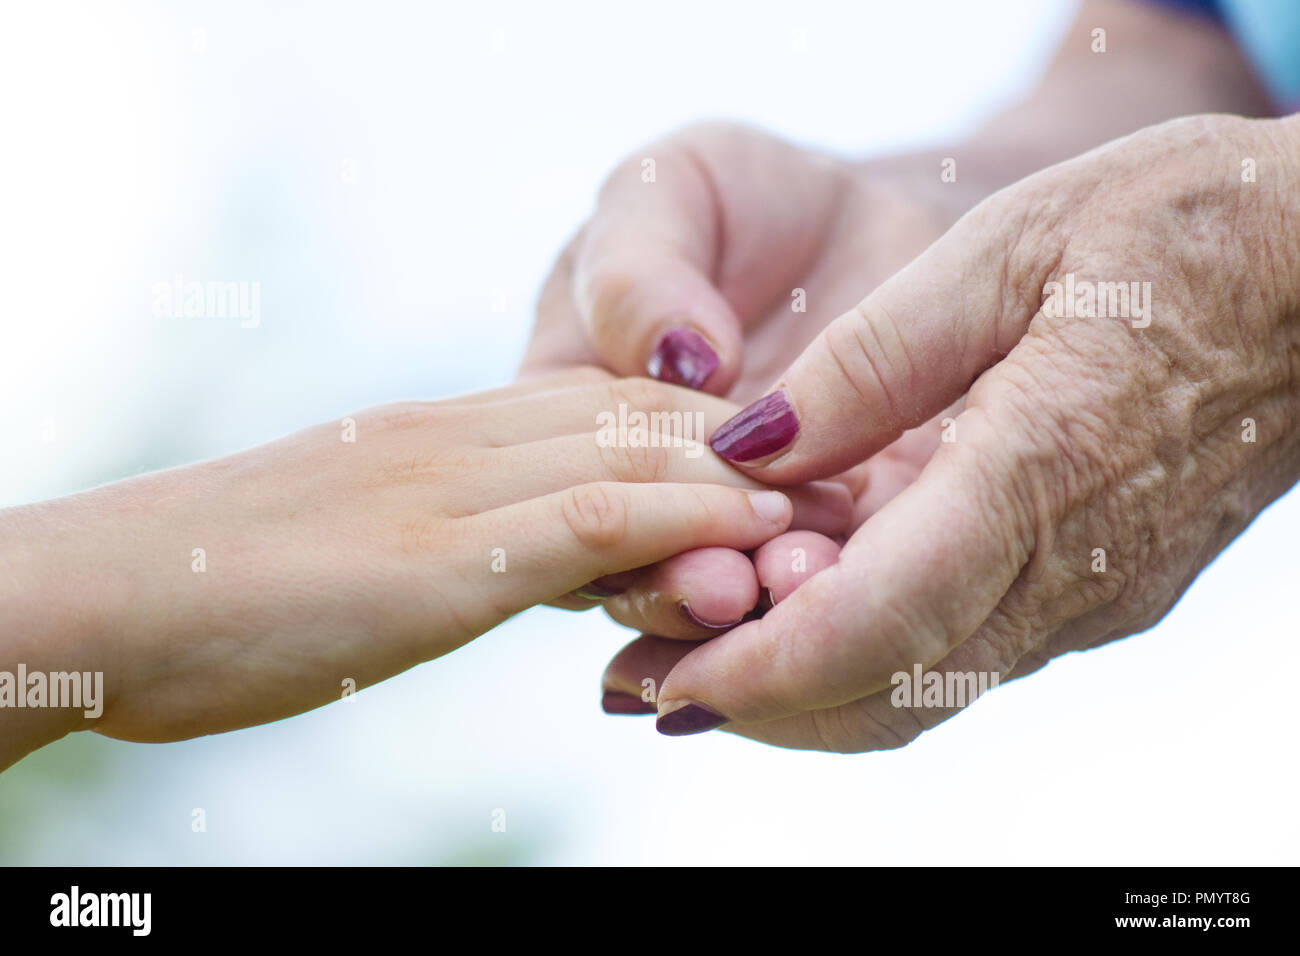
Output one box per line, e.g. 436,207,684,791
656,700,728,736
709,389,798,463
680,601,742,630
573,573,634,601
601,690,657,715
647,328,719,390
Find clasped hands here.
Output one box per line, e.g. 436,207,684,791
521,115,1300,750
9,112,1299,770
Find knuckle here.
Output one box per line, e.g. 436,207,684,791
608,375,669,414
876,597,953,671
967,609,1036,672
560,483,630,552
396,517,441,557
581,268,644,338
809,699,927,754
562,364,616,388
973,443,1041,570
944,399,1066,568
955,178,1071,359
808,705,870,753
600,121,734,196
373,444,480,489
827,302,913,426
598,432,672,483
365,401,442,434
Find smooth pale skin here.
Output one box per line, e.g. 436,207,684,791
0,372,852,771
518,0,1290,743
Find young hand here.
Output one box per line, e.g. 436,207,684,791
0,370,850,767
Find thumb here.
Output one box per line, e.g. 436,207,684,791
571,123,844,395
573,146,742,394
707,194,1050,482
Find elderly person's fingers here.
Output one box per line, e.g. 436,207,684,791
704,178,1052,483
520,123,849,395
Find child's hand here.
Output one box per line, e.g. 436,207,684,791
0,370,850,763
601,529,842,719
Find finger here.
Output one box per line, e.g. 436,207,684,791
710,607,1032,752
455,376,749,445
653,410,1036,734
844,399,965,528
573,149,740,391
598,516,845,637
706,196,1047,482
459,483,793,631
600,634,693,716
485,430,853,535
516,226,605,379
753,530,840,604
572,125,840,395
601,547,759,638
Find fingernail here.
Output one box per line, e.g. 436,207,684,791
680,601,742,630
573,573,634,601
601,690,657,715
710,389,798,463
745,490,789,524
656,700,728,736
647,328,719,390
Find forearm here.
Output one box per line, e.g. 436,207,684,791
867,0,1274,197
0,496,116,771
963,0,1276,186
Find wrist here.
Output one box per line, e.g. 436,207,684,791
0,492,125,766
960,0,1275,191
1268,113,1300,320
1231,113,1300,342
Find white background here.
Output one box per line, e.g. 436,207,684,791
1,0,1296,864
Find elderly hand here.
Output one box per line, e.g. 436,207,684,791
614,114,1300,747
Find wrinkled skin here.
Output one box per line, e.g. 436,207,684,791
520,0,1285,742
639,114,1300,750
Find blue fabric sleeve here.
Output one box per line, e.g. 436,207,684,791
1144,0,1300,110
1218,0,1300,109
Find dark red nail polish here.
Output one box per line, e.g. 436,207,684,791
656,702,728,736
647,328,719,390
601,690,657,715
709,389,798,462
679,602,740,630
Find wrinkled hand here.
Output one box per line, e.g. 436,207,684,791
608,114,1300,747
